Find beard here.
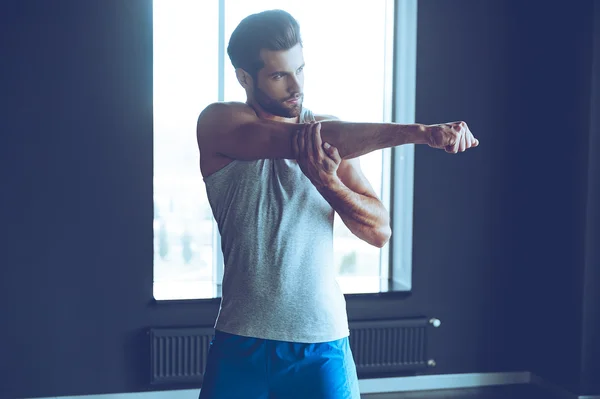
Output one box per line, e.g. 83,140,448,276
253,86,303,118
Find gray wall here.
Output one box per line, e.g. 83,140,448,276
0,1,598,398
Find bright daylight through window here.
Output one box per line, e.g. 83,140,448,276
153,0,413,300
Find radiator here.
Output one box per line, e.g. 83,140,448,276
149,317,438,384
349,317,432,375
149,327,214,384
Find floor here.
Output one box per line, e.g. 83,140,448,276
361,384,564,399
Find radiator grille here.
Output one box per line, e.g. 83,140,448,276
349,317,429,375
149,327,214,384
149,317,431,384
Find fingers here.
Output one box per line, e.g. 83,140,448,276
306,122,315,160
292,129,300,158
313,122,323,154
446,122,479,153
297,124,306,156
323,142,342,164
313,122,341,165
451,130,461,154
465,126,479,149
296,122,326,159
465,129,473,149
443,123,461,153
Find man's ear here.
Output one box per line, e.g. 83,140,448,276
235,68,253,90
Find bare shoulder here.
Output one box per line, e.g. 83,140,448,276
197,101,257,137
199,101,255,117
196,102,256,150
196,102,258,178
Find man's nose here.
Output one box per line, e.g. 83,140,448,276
288,75,301,93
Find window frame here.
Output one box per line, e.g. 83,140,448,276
153,0,418,301
389,0,418,292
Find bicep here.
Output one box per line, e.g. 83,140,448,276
337,158,380,199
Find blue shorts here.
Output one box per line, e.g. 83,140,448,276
198,330,361,399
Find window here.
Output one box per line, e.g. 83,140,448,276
153,0,417,300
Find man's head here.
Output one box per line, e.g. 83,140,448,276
227,10,305,118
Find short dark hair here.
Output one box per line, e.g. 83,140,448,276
227,10,302,77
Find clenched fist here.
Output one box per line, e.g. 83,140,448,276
426,121,479,153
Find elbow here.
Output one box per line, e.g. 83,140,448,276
371,224,392,248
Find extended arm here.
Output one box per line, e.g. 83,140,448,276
196,102,428,161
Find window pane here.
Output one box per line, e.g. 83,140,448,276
224,1,388,293
154,1,393,300
153,0,218,300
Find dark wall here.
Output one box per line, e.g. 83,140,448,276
396,0,525,375
581,0,600,395
410,1,598,395
0,1,597,398
499,0,596,395
0,1,158,398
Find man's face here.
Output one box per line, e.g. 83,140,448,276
252,43,305,118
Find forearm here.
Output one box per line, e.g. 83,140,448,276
319,120,428,159
317,177,391,248
229,119,428,160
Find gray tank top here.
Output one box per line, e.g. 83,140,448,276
204,107,349,343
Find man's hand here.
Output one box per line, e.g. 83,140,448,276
292,122,341,189
294,120,391,247
426,121,480,153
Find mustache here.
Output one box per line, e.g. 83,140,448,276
283,94,303,102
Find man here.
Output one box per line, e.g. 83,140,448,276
196,9,478,399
